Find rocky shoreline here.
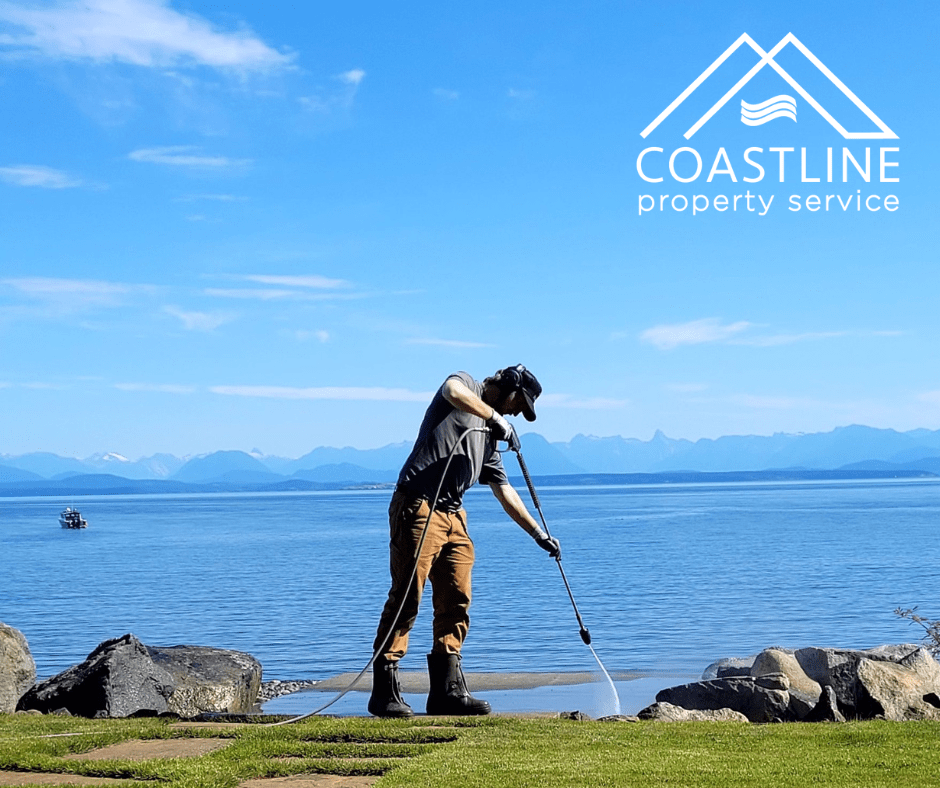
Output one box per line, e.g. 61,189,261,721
4,621,940,721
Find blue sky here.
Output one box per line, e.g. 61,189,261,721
0,0,937,458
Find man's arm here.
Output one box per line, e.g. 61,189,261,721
489,482,540,532
442,376,517,446
490,482,561,558
442,376,495,419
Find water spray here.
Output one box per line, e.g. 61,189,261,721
513,448,622,715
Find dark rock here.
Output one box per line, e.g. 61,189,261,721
866,644,924,662
656,677,790,723
0,622,36,714
804,685,846,723
787,688,819,721
792,646,909,685
754,672,789,691
558,710,592,720
16,634,175,718
701,655,755,680
146,645,262,717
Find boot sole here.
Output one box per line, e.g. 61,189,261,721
369,707,415,718
425,705,491,716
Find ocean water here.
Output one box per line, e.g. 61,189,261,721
3,478,939,688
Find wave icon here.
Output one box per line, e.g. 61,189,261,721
740,95,797,126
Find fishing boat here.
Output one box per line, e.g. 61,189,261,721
59,507,87,529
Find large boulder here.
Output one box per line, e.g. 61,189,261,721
855,657,940,720
16,634,175,718
15,635,263,719
0,623,36,713
638,701,748,722
752,648,821,699
793,644,940,720
655,677,790,723
146,645,262,718
751,648,821,720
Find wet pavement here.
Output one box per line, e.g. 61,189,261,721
261,671,699,718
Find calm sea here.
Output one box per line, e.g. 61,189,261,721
3,479,939,685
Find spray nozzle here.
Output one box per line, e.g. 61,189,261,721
580,628,591,645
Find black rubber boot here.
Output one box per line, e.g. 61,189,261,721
425,653,492,716
368,658,414,718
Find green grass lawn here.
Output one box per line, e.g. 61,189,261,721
2,714,938,788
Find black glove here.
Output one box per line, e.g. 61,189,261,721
487,411,520,451
531,527,561,559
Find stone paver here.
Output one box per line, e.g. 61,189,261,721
0,773,136,786
238,777,376,788
63,738,231,761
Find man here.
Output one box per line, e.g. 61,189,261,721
368,365,561,718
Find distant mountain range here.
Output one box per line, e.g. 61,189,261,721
3,424,940,496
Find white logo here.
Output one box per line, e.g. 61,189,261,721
741,95,797,126
641,33,897,140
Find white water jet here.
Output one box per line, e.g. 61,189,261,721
588,643,621,715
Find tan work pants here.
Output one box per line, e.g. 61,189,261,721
373,489,474,662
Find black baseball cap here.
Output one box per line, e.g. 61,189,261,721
500,365,542,422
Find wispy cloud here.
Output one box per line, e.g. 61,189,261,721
539,393,629,410
507,88,535,100
164,305,231,331
205,274,354,301
129,146,250,167
734,329,904,347
210,385,432,402
641,318,753,350
338,68,365,86
917,391,940,407
735,331,847,347
407,338,495,349
242,274,349,289
2,276,137,307
115,382,195,394
0,164,81,188
641,319,904,350
294,329,330,343
433,88,459,100
298,67,366,113
204,288,296,301
176,193,248,203
0,0,293,71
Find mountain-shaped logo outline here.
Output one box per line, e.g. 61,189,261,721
641,33,897,140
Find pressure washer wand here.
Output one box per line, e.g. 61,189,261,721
513,448,592,646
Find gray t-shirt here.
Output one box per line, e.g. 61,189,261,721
397,372,509,511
